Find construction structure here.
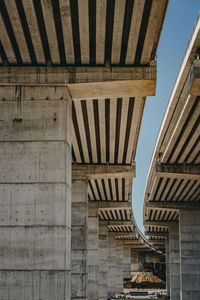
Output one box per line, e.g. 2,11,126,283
0,0,169,299
143,13,200,300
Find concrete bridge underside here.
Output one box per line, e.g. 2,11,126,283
0,1,169,299
144,13,200,300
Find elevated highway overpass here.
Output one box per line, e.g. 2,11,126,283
143,13,200,300
0,1,168,299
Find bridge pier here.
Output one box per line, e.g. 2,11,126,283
88,205,99,300
115,239,124,294
179,209,200,300
169,224,180,300
71,179,88,300
107,233,117,298
0,86,72,299
98,225,108,300
131,248,139,272
165,237,170,297
123,247,132,283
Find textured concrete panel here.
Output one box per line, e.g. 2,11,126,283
0,226,71,270
169,224,180,300
0,271,70,300
0,86,68,102
0,100,68,142
88,210,98,300
71,226,87,250
72,203,87,226
0,141,68,183
179,209,200,300
0,93,72,300
71,250,87,273
0,183,69,226
71,274,87,298
71,179,88,300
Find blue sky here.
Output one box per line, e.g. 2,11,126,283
132,0,200,232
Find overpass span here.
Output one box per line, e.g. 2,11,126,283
0,1,168,299
143,13,200,300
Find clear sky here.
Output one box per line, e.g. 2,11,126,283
132,0,200,232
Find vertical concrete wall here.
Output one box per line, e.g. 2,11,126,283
179,209,200,300
0,86,71,299
165,237,170,297
131,249,139,272
169,224,180,300
123,247,131,281
98,225,108,300
71,179,88,299
107,233,117,298
115,240,124,293
88,205,99,300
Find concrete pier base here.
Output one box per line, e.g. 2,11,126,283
0,86,72,299
115,239,124,294
88,205,99,300
98,225,108,300
107,233,117,299
123,247,131,282
179,209,200,300
71,179,88,300
165,237,170,297
169,224,180,300
131,249,139,272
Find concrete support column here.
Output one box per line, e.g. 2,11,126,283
88,205,99,300
71,179,88,300
115,239,124,294
98,225,108,300
131,249,139,272
169,224,180,300
107,233,117,299
179,209,200,300
0,86,71,299
123,246,131,282
165,237,170,297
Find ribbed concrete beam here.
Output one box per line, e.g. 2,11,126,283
146,201,200,210
125,246,154,251
72,164,135,180
100,220,133,226
144,220,178,227
123,243,147,248
89,201,131,208
149,240,165,245
0,63,156,99
155,163,200,181
114,232,136,238
145,231,168,237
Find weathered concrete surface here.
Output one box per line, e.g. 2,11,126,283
123,247,131,281
98,225,108,300
72,163,136,179
169,224,180,300
115,239,124,293
107,233,117,298
88,205,99,300
0,86,72,299
71,179,88,300
165,237,170,297
0,64,157,99
131,249,139,272
179,209,200,300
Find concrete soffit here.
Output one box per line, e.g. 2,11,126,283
0,63,157,100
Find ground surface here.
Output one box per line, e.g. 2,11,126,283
124,272,166,289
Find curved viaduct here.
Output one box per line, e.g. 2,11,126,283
143,13,200,300
0,1,168,299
